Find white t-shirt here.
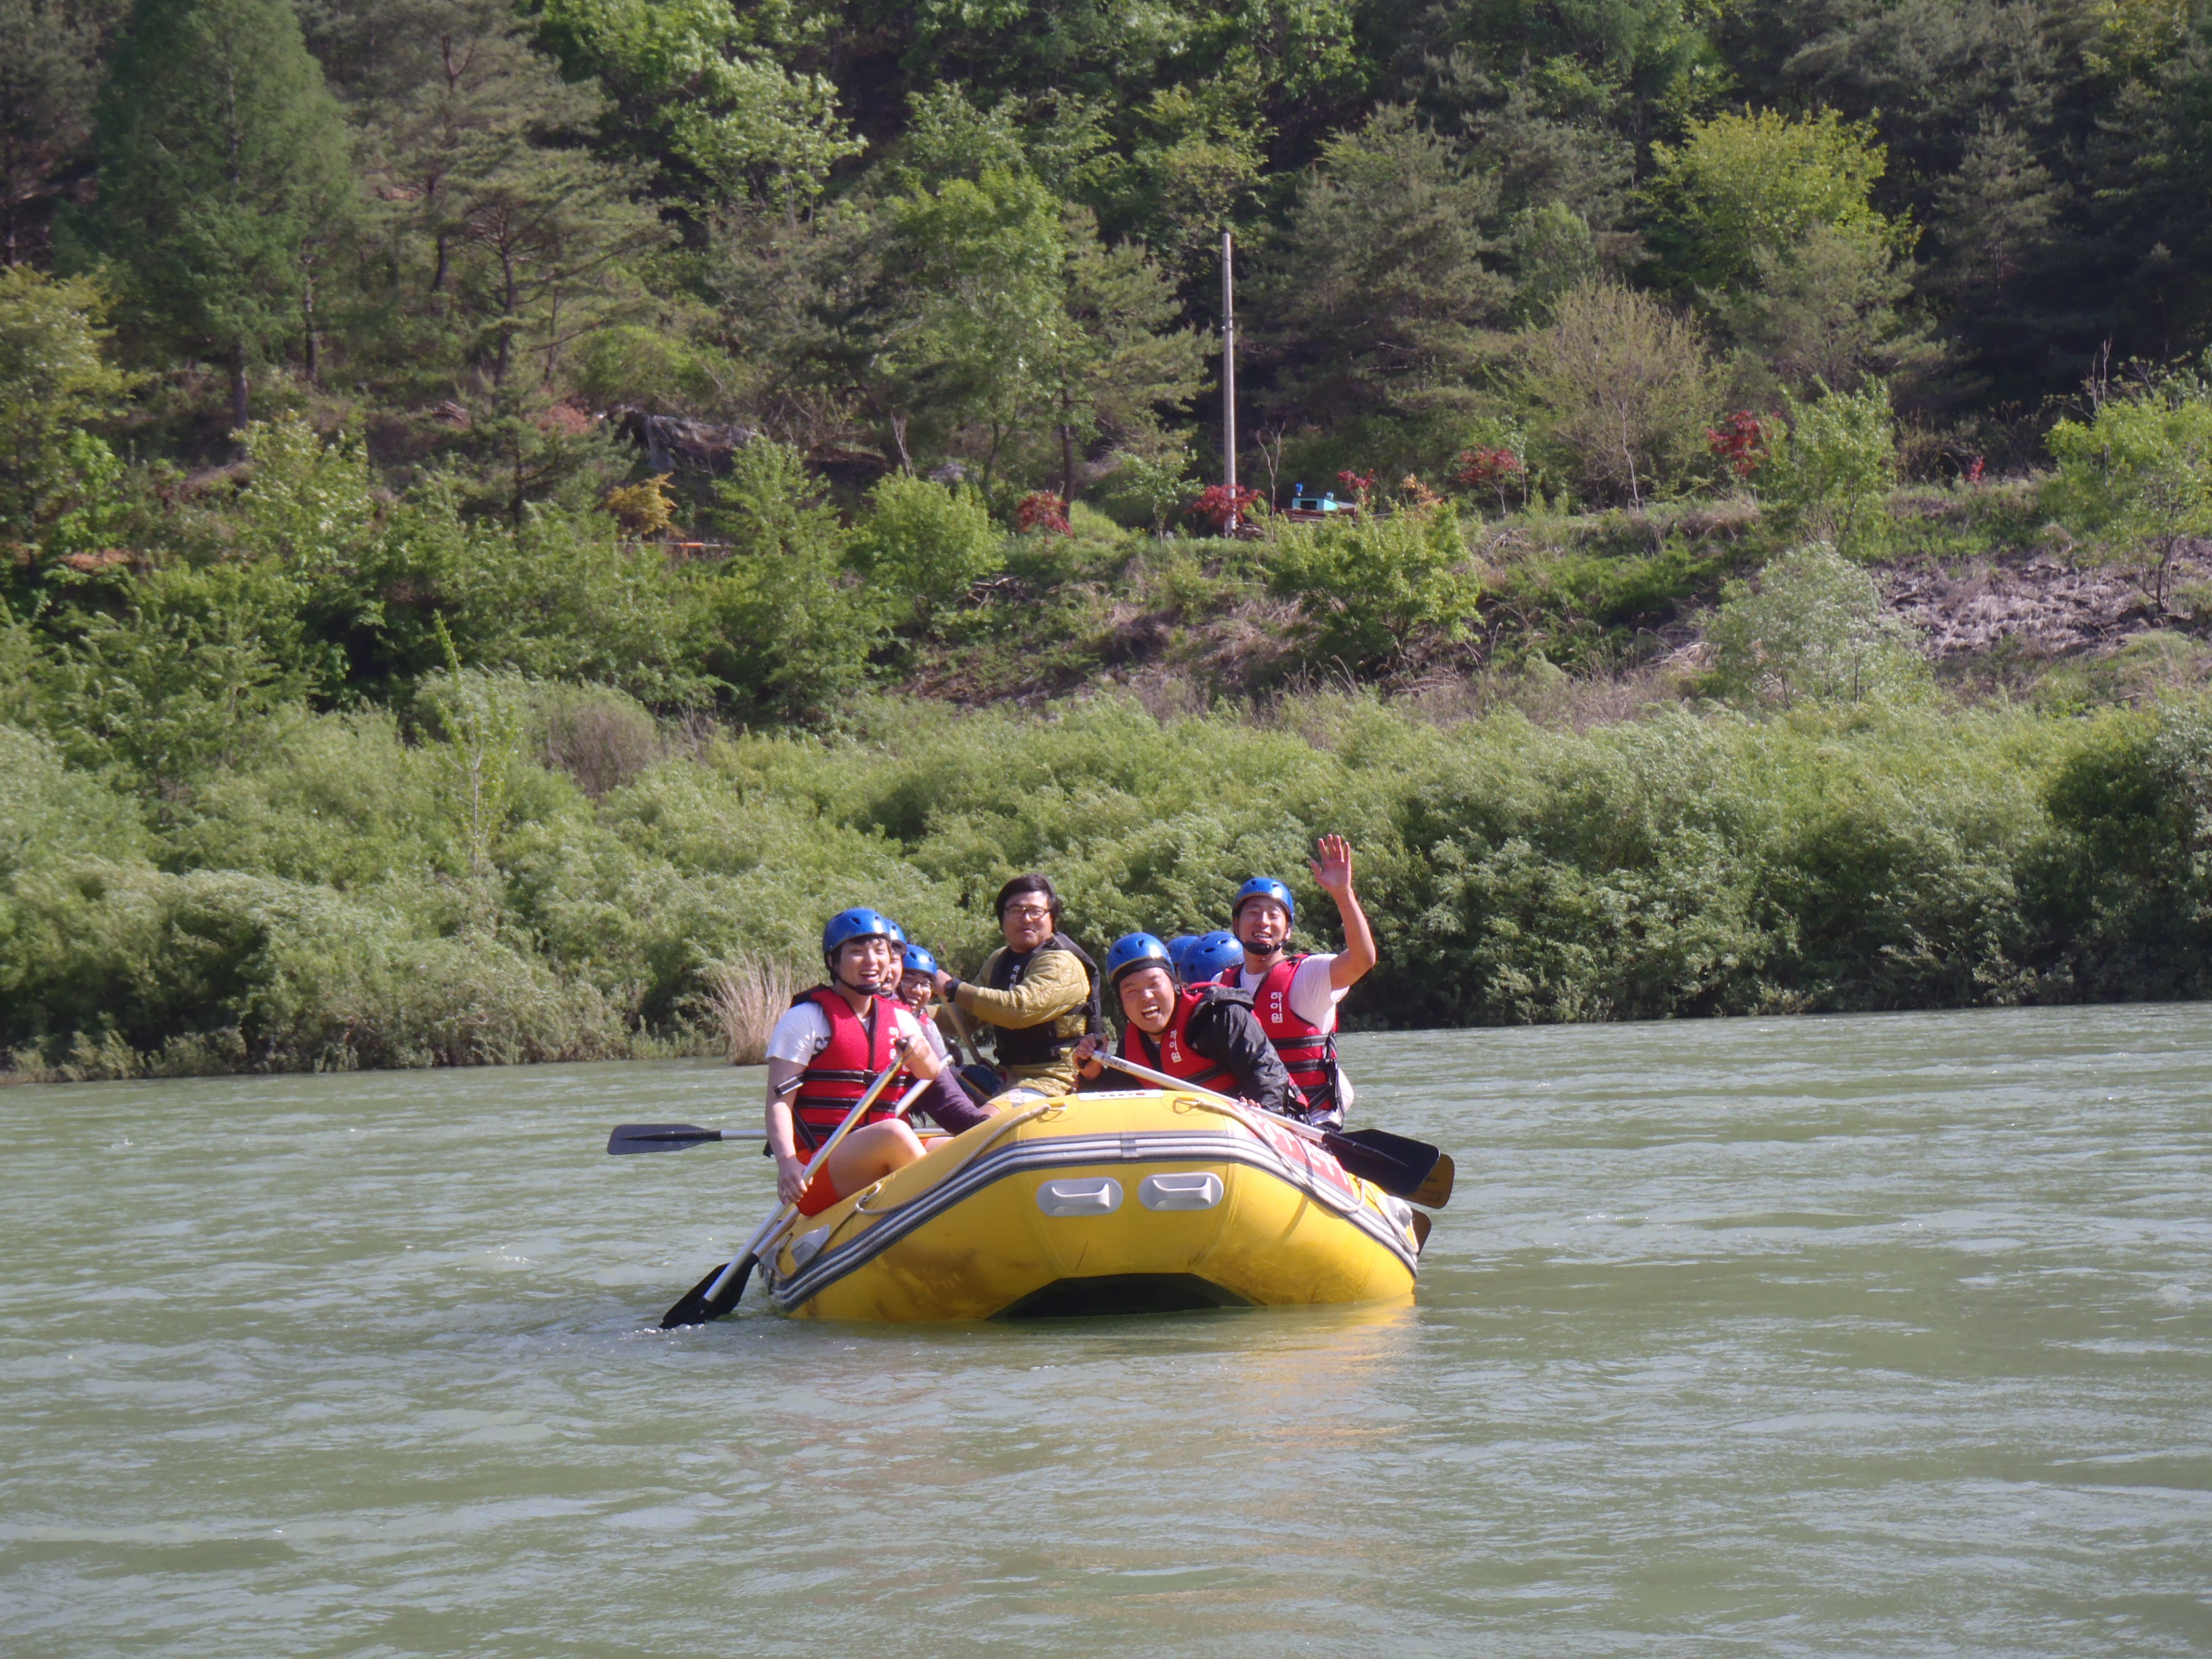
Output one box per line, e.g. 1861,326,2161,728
764,996,946,1065
1235,954,1355,1111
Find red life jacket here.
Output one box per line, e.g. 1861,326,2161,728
1250,956,1338,1120
791,986,910,1150
1118,987,1232,1090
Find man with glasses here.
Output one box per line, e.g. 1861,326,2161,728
930,872,1103,1097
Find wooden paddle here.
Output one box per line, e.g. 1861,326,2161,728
659,1065,933,1330
1093,1050,1453,1209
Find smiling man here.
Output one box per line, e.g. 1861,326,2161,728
933,872,1102,1096
1073,933,1294,1118
1226,834,1376,1127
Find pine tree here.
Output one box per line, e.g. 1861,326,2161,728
66,0,356,433
1254,105,1511,428
1044,205,1204,504
0,0,116,267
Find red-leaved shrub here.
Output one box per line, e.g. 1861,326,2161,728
1015,491,1071,535
1706,411,1767,478
1186,483,1262,533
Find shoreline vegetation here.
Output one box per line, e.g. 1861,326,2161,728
10,0,2212,1079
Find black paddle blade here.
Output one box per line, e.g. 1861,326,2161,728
659,1255,754,1328
1411,1151,1454,1210
608,1124,718,1155
1322,1126,1446,1206
1409,1210,1432,1252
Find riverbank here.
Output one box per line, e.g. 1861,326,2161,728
8,683,2211,1082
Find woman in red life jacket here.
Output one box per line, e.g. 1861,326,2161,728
1071,933,1296,1118
763,910,988,1218
1225,835,1377,1128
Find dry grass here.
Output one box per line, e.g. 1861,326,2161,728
706,956,802,1066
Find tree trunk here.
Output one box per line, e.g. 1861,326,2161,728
1060,419,1076,510
302,269,319,384
230,340,250,439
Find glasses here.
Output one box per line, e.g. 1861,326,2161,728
1002,904,1053,920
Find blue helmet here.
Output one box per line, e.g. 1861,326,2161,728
821,907,905,965
902,942,939,978
1103,931,1174,988
1183,930,1246,985
1231,877,1296,926
1165,934,1200,977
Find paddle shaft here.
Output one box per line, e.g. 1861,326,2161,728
700,1070,933,1307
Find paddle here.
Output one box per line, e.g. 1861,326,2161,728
1092,1050,1453,1210
607,1124,767,1154
659,1065,933,1330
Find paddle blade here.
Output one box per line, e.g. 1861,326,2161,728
1322,1126,1445,1206
608,1124,720,1155
1409,1210,1432,1252
1410,1151,1454,1210
659,1255,754,1328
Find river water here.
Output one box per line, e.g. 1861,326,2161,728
5,1006,2210,1656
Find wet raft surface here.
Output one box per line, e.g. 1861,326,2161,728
6,1006,2211,1656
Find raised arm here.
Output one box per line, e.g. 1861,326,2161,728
1311,834,1376,991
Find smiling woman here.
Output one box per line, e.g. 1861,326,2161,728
936,872,1104,1097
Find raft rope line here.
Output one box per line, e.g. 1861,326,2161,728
762,1106,1418,1311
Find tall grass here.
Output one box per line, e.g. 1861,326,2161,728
704,956,802,1065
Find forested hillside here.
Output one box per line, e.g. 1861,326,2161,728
9,0,2212,1078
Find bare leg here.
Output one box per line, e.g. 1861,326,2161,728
819,1120,928,1196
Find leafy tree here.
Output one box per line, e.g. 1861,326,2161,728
1645,107,1912,297
1765,379,1899,554
1706,541,1929,708
2046,379,2212,609
533,0,861,213
1721,223,1938,399
1511,278,1718,508
64,0,356,434
0,268,131,562
878,164,1065,485
1265,502,1480,670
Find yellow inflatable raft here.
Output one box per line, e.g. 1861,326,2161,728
756,1086,1422,1321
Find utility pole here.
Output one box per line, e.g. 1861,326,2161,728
1221,229,1238,532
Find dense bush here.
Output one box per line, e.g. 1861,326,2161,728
10,687,2212,1076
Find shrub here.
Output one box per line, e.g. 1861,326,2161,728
851,472,1004,619
2045,382,2212,609
1265,503,1481,669
1765,379,1898,552
1705,542,1929,708
1186,483,1261,533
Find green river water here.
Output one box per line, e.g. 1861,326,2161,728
5,1005,2211,1656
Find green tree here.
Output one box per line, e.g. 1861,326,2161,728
878,165,1065,485
1265,501,1480,670
705,438,878,718
0,0,112,266
1765,378,1900,553
65,0,356,434
1721,222,1938,398
0,268,131,562
1043,205,1203,506
1256,106,1511,428
1511,278,1718,508
2046,379,2212,609
1645,107,1912,296
849,472,1001,623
